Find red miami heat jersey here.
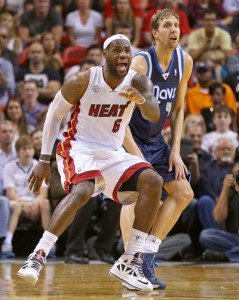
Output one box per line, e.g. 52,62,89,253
59,66,137,154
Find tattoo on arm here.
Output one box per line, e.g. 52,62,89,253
61,70,90,105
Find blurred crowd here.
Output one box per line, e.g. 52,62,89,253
1,0,239,264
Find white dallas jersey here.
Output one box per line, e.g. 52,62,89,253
58,66,137,153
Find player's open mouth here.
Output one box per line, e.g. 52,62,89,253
116,63,127,72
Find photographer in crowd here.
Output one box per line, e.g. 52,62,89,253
199,162,239,262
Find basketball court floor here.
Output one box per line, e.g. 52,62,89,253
0,259,238,299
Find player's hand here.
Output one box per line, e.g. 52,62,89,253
169,150,188,180
118,86,145,105
28,162,50,194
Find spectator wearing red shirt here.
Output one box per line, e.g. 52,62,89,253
142,0,191,48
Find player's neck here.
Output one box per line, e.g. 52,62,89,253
153,45,173,72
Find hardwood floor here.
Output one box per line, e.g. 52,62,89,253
0,260,239,299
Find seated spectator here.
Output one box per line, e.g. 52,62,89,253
201,104,238,154
21,80,47,128
0,25,19,75
16,42,61,105
31,129,42,160
185,62,237,115
41,32,64,83
18,0,63,46
113,21,142,55
0,120,18,257
0,56,15,109
200,162,239,262
201,82,237,132
142,0,191,48
183,113,207,137
187,0,231,29
104,0,142,47
65,0,103,48
4,98,35,141
188,9,232,81
64,44,102,79
2,135,51,258
197,137,235,230
0,11,23,54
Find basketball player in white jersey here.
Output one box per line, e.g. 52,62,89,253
17,34,163,292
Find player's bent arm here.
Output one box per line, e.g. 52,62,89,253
170,52,193,152
40,71,90,161
131,74,160,122
123,126,145,159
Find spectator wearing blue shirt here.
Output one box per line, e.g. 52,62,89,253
0,57,15,108
21,80,47,128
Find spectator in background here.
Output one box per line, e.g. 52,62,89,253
65,59,97,80
185,62,237,115
18,0,63,46
0,25,19,75
16,42,61,105
2,135,51,258
187,0,231,29
0,11,23,54
113,21,142,55
0,56,15,109
201,82,237,132
142,0,191,48
65,0,103,47
104,0,142,48
4,98,35,141
21,80,47,128
184,124,213,193
41,32,64,82
201,104,238,155
198,137,235,229
188,9,232,81
0,120,17,256
64,44,102,79
183,113,207,137
200,162,239,262
31,129,42,160
223,0,239,15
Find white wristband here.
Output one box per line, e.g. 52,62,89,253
137,97,145,105
39,159,51,164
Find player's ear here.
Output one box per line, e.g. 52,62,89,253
102,49,108,59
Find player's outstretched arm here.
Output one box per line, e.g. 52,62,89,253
28,71,90,194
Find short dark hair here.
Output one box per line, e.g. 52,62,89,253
212,104,234,118
209,82,226,96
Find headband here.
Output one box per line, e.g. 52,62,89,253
103,34,131,50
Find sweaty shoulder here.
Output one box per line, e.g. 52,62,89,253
182,50,193,81
61,69,91,105
130,55,148,75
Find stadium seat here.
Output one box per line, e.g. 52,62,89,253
63,46,87,68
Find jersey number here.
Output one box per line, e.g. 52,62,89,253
112,119,122,133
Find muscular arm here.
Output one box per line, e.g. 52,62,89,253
40,70,90,161
131,74,160,122
170,52,193,153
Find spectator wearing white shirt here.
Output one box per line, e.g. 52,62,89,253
201,104,238,155
2,135,51,258
65,0,103,47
